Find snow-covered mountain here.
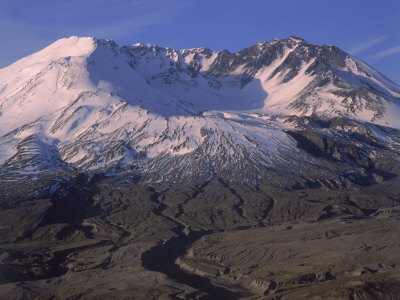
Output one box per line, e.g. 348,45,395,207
1,36,400,193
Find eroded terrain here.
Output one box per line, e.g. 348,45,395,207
1,172,400,299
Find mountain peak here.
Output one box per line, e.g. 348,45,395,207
0,35,400,186
288,35,306,43
40,36,97,59
1,35,400,130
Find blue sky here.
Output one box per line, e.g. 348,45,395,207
1,0,399,83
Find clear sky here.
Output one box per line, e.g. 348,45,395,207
1,0,399,83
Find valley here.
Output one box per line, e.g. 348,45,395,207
1,172,400,299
